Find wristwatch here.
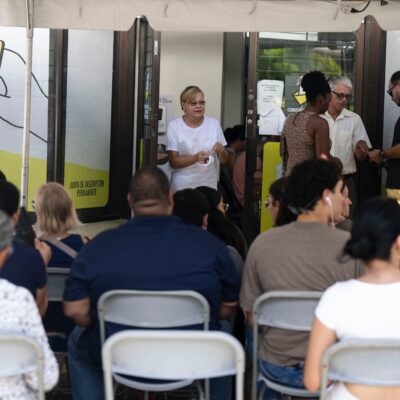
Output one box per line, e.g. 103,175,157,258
380,150,385,158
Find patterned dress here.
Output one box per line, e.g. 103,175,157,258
280,111,316,176
0,279,59,399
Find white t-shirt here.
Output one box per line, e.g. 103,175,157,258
166,116,226,192
322,109,371,175
316,279,400,400
316,279,400,340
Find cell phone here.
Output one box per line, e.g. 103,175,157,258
14,206,36,247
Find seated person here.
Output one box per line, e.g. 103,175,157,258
35,182,87,268
240,159,363,399
34,183,86,351
305,197,400,399
266,177,296,227
63,167,239,400
0,211,59,397
0,181,50,316
196,186,247,260
173,188,209,229
174,187,244,280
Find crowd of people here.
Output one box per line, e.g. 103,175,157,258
0,71,400,400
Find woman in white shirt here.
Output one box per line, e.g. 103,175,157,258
304,197,400,400
0,211,59,399
166,86,228,192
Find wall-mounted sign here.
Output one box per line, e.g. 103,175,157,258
257,80,286,136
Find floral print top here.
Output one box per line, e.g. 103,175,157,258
0,279,59,399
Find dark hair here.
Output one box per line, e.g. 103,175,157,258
196,186,247,258
0,180,20,217
196,186,221,208
129,167,170,205
301,71,331,103
390,71,400,85
233,125,246,141
269,177,296,226
287,159,340,213
224,125,246,146
0,171,6,181
173,189,209,227
344,197,400,262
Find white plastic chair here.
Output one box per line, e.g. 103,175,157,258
45,267,71,342
97,289,210,344
252,291,322,400
320,338,400,399
97,290,210,395
0,334,45,400
102,330,245,400
47,267,70,302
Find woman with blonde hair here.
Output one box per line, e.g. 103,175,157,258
166,85,228,192
35,182,87,268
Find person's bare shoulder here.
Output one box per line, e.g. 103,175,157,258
308,114,329,129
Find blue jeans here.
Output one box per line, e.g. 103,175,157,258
258,359,305,400
68,323,233,400
211,319,233,400
68,326,105,400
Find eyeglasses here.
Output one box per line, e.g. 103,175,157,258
332,91,352,101
387,82,399,98
188,100,206,107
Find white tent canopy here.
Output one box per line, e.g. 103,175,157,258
2,0,400,33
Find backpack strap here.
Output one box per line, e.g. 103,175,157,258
40,234,78,259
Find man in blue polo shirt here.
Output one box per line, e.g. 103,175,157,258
63,166,239,400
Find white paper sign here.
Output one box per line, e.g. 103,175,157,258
257,80,284,114
158,95,174,143
258,106,286,136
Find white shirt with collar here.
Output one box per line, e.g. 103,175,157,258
322,108,371,175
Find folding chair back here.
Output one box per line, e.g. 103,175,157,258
47,267,69,301
0,334,45,399
102,330,245,400
320,339,400,399
252,291,322,400
43,267,73,354
97,289,210,345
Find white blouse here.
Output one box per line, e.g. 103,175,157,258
0,279,59,399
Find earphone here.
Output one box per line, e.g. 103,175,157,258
325,197,332,206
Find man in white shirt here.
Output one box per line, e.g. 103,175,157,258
322,76,371,213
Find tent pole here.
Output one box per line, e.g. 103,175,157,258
20,0,34,208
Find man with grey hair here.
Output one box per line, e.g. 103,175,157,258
322,76,371,211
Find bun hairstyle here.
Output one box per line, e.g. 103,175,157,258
301,71,331,103
344,197,400,262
